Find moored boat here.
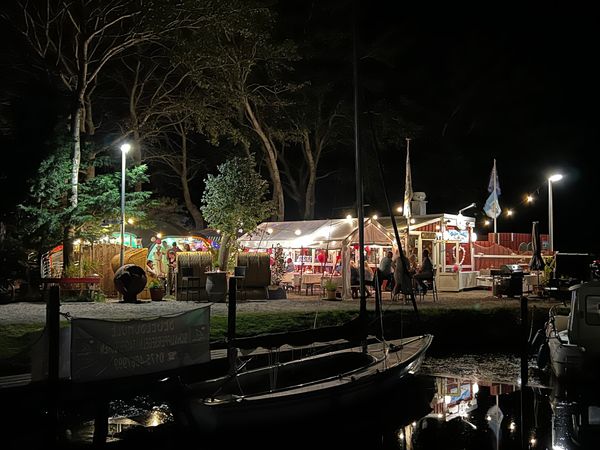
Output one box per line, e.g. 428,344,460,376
534,281,600,380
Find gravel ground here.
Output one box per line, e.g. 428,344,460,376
0,289,560,326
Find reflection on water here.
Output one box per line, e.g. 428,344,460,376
7,354,600,449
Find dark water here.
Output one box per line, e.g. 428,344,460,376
5,354,600,449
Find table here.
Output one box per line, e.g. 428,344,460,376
40,277,102,301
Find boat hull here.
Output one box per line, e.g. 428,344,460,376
548,337,585,379
180,335,433,432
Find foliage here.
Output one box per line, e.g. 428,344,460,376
63,264,80,278
541,255,556,286
271,244,286,285
148,278,163,289
18,132,156,252
324,278,337,291
200,155,274,270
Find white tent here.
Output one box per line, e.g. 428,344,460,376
239,218,394,299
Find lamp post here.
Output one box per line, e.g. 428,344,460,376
547,174,563,253
119,143,131,268
458,202,476,216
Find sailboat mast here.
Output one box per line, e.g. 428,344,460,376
352,1,367,332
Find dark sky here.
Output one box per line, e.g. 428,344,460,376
312,5,599,254
1,3,597,254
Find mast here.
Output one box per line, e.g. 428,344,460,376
352,0,367,349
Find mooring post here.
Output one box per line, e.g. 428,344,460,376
520,295,529,450
227,276,237,374
46,285,60,443
520,296,528,385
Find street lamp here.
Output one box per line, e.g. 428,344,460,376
119,143,131,268
458,202,476,216
548,173,563,252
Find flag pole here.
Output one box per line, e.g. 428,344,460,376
493,158,497,243
405,138,411,243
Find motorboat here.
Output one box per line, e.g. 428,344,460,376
533,281,600,380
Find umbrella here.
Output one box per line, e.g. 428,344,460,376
529,221,545,295
529,221,545,270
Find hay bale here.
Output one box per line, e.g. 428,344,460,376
237,253,271,288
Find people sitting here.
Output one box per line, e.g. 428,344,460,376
285,257,295,272
413,249,434,294
350,260,373,298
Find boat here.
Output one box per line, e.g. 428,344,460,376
174,334,432,432
533,280,600,380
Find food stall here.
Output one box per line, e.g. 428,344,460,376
238,218,395,299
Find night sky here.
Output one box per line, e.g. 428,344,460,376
0,3,597,254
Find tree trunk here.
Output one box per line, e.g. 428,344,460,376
218,234,231,270
63,225,74,273
129,66,143,191
65,96,83,271
70,99,83,207
179,129,204,229
243,99,285,221
302,130,317,220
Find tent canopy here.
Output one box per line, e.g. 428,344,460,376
239,218,394,250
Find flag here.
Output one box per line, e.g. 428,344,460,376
487,159,501,195
403,139,413,219
484,159,501,219
484,190,501,219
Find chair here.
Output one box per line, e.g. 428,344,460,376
280,272,295,291
179,266,201,301
233,265,247,302
418,268,438,302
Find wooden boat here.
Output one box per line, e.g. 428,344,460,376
175,334,432,432
533,280,600,379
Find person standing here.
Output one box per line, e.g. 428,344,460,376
166,241,181,295
153,246,166,278
377,250,395,292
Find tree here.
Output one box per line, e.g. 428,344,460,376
179,2,300,221
18,132,153,256
200,155,274,270
6,0,203,267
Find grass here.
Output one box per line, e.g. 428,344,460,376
0,304,553,376
0,323,45,375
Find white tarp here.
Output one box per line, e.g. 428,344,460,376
240,219,394,299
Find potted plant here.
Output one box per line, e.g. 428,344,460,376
148,278,165,301
323,278,338,301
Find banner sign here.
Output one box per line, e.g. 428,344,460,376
70,306,210,381
443,229,469,243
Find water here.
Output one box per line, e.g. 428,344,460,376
5,354,600,449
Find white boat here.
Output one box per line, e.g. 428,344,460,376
534,280,600,379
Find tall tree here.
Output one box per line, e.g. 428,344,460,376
6,0,203,267
179,2,300,221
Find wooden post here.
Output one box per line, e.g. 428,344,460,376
46,285,60,444
520,295,528,450
227,276,237,374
